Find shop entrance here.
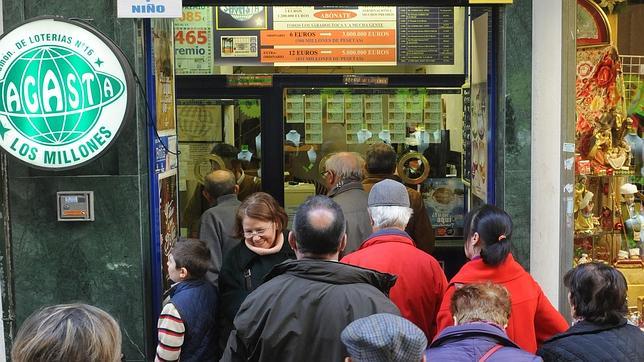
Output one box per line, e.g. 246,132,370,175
175,74,470,272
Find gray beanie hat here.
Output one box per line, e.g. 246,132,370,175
368,179,410,208
341,313,427,362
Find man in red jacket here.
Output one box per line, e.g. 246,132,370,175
342,179,448,340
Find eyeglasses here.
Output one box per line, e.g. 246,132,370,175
243,224,273,238
320,170,331,178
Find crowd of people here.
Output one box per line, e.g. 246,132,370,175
10,143,644,361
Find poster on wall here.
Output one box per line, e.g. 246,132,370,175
178,142,215,191
177,100,223,142
159,169,178,291
174,7,215,75
471,83,488,201
462,87,472,184
216,6,268,30
154,136,178,174
153,18,176,133
470,12,488,202
423,178,466,238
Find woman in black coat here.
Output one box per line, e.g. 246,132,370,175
537,262,644,362
217,192,295,356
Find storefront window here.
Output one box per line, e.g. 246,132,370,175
282,87,466,237
177,98,262,237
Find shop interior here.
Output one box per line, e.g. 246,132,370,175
166,5,487,277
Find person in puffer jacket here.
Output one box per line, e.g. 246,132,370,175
537,262,644,362
156,238,218,362
427,282,542,362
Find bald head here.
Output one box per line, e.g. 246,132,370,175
203,170,237,200
325,152,365,182
291,196,346,258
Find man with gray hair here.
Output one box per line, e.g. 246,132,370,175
342,179,447,340
199,169,241,286
323,152,372,253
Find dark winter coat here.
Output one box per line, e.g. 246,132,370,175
220,259,400,362
199,193,242,286
537,319,644,362
169,279,219,362
427,322,542,362
217,230,294,355
218,230,294,322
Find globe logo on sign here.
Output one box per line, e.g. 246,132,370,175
0,17,132,170
0,45,124,146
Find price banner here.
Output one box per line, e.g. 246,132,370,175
267,6,397,66
174,7,214,75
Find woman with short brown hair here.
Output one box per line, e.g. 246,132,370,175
218,192,295,356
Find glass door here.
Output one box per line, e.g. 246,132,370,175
176,98,262,237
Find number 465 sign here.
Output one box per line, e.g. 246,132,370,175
174,7,214,75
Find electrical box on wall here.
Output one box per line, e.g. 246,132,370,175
57,191,95,221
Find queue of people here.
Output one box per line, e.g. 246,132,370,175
10,143,644,362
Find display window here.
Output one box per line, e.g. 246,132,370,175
281,87,466,237
573,0,644,327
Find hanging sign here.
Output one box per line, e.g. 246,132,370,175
117,0,183,18
0,17,134,169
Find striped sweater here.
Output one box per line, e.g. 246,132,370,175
155,302,185,362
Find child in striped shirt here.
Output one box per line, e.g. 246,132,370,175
156,238,219,362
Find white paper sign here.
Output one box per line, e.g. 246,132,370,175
118,0,182,18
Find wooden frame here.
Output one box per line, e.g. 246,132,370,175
576,0,611,47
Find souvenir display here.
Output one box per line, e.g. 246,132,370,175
573,3,643,318
575,45,630,175
618,183,644,259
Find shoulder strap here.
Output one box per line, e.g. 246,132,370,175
478,344,504,362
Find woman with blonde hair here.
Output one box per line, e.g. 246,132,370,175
12,303,122,362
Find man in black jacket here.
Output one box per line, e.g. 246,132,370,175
537,262,644,361
221,196,400,362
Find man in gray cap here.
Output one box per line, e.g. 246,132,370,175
341,313,427,362
363,143,434,254
342,179,448,341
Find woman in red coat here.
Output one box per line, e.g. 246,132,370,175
435,204,568,353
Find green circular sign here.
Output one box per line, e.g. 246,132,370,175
0,17,134,169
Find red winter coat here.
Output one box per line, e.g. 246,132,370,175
341,229,447,340
435,254,568,353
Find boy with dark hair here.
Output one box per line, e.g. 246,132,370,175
156,238,218,362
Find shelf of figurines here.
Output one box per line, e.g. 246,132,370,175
573,231,642,265
575,170,635,178
575,153,635,176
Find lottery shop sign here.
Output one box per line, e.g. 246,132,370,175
0,17,134,170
